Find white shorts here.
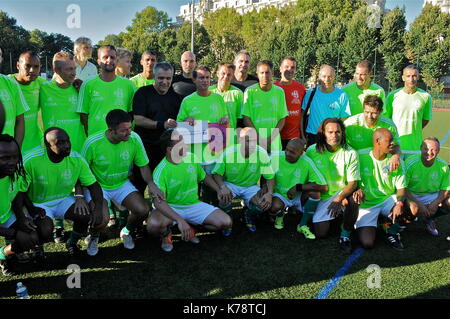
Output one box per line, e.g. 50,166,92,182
355,196,396,229
273,193,303,211
34,196,76,219
169,202,218,225
0,214,17,229
313,191,343,223
84,180,137,210
411,192,439,205
224,182,260,207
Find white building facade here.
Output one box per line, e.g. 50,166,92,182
178,0,298,23
424,0,450,13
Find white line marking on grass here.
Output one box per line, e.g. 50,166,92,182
314,247,365,299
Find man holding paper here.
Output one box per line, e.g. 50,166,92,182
176,65,229,169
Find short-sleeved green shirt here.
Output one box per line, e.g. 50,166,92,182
405,154,450,196
81,131,149,190
212,144,274,187
177,92,229,164
130,73,154,89
153,154,206,206
384,88,432,154
342,81,385,116
7,75,45,153
270,151,327,198
77,75,135,136
0,74,29,137
306,145,360,200
0,177,19,224
344,113,400,151
40,80,86,153
242,84,288,150
19,147,96,204
358,149,407,208
209,84,243,129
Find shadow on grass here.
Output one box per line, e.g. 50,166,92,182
0,211,449,299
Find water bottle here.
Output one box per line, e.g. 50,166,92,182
16,282,30,299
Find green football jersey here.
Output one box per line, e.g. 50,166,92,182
130,73,154,89
384,88,432,154
344,113,400,151
405,154,450,195
19,147,96,204
306,145,360,200
242,83,288,150
212,144,274,187
81,131,149,190
7,75,45,153
177,92,229,164
342,81,385,116
77,75,135,136
358,149,407,208
209,84,243,129
153,154,206,206
0,177,19,224
270,151,327,198
40,80,86,153
0,74,29,137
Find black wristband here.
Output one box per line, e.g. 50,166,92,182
296,184,303,192
156,121,165,130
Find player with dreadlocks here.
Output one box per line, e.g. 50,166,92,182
0,134,53,275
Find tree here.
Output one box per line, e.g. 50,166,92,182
379,7,408,91
340,7,380,83
405,3,450,94
315,15,347,82
0,11,31,74
203,8,244,66
98,34,123,48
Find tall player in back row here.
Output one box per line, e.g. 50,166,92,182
77,45,135,136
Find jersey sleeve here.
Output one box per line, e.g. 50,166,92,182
440,163,450,191
176,98,189,121
339,91,351,118
301,89,312,111
259,148,275,180
126,80,135,112
132,133,150,167
383,93,394,119
346,149,360,182
11,78,30,115
392,160,408,190
299,155,327,185
241,88,251,117
196,162,207,182
277,89,288,120
76,81,90,114
423,93,432,121
78,156,97,187
153,166,167,197
211,153,225,176
236,90,244,119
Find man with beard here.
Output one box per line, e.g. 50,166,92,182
77,45,135,137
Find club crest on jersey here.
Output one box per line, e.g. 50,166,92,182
292,90,299,99
62,169,72,180
120,151,130,161
114,89,124,99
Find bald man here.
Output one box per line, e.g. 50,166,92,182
8,51,45,153
0,47,29,148
172,51,197,99
18,127,108,257
405,137,450,236
212,127,275,234
269,138,327,237
301,65,350,146
353,128,408,250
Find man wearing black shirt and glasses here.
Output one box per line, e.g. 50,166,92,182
132,62,181,195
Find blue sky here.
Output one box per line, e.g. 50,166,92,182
1,0,424,44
